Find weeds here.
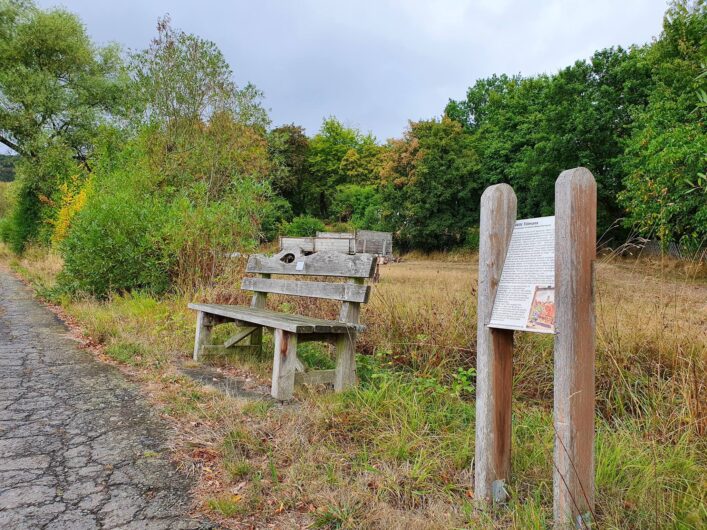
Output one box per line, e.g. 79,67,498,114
2,243,705,529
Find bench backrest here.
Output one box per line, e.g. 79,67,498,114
242,249,377,326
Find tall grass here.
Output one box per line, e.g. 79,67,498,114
1,242,704,528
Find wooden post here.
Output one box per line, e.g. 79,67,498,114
335,278,363,391
193,311,213,361
475,183,517,504
250,273,270,356
272,329,298,400
553,168,596,528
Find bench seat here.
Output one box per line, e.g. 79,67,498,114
188,303,364,334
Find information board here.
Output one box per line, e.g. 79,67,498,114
488,216,555,334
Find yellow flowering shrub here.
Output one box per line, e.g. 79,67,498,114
51,176,92,246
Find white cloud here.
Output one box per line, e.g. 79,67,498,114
24,0,669,143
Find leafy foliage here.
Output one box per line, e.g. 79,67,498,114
267,124,310,214
280,215,325,237
0,0,125,159
380,117,480,250
304,117,381,217
60,187,172,298
130,15,268,129
330,184,384,229
618,1,707,251
0,0,125,250
0,154,17,181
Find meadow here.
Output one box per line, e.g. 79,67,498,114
1,244,705,529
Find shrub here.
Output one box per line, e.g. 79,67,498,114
330,184,381,226
280,214,325,237
59,189,172,297
165,180,264,290
259,195,293,241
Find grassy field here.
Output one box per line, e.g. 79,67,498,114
1,243,705,529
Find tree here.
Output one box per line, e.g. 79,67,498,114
268,124,310,213
0,0,125,163
131,15,268,130
380,117,481,250
619,0,707,250
0,0,125,251
446,46,654,238
304,117,382,217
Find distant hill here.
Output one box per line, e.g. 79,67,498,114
0,154,18,182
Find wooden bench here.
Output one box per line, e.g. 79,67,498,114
188,249,376,400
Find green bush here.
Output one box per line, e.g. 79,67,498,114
59,189,172,297
259,195,293,241
331,184,382,226
464,227,480,250
280,214,325,237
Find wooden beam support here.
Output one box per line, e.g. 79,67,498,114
553,167,596,528
272,329,298,401
193,311,213,361
223,327,257,348
475,183,517,505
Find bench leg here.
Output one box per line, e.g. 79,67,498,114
272,329,298,401
250,327,265,358
334,333,357,392
193,311,214,361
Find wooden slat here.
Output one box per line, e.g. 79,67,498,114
295,369,336,386
280,237,314,252
241,277,370,303
316,232,354,239
314,238,355,253
188,303,362,333
553,167,597,526
475,183,517,505
247,250,376,278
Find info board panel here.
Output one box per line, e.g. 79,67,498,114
488,216,555,334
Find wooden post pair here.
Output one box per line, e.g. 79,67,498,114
475,167,597,528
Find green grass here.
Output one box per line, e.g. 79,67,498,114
207,495,243,517
2,244,704,528
105,342,147,365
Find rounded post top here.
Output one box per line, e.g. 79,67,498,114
481,183,517,206
556,167,596,188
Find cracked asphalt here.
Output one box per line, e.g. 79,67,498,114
0,271,211,529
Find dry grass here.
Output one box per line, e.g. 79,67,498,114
2,243,705,529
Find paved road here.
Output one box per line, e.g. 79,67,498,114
0,272,210,529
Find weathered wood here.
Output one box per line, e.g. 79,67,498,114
280,237,315,252
316,232,354,239
333,277,363,392
297,333,338,344
280,236,355,254
249,273,269,355
223,327,257,348
241,277,370,303
355,230,393,257
247,250,376,278
315,238,355,253
193,311,214,362
295,369,336,386
334,333,356,391
553,168,596,527
475,183,517,505
272,329,298,400
187,303,362,334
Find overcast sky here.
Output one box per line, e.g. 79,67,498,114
31,0,667,142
